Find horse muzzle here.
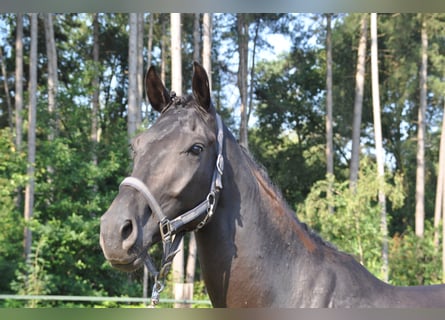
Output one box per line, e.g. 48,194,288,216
99,204,144,272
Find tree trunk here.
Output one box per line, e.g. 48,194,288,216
237,13,249,149
160,15,166,84
0,47,13,133
24,13,38,263
171,13,182,96
247,20,259,128
43,13,58,141
91,13,100,166
136,13,144,127
202,13,212,92
416,15,428,238
350,14,368,190
43,13,58,192
127,13,138,138
15,13,24,152
434,100,445,249
185,233,197,284
325,13,335,215
193,13,200,63
325,13,334,178
144,13,154,123
147,14,154,69
170,12,187,308
442,139,445,283
370,13,388,282
14,13,24,210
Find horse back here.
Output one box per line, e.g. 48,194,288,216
385,283,445,307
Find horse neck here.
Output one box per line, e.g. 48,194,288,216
195,134,320,306
238,148,319,252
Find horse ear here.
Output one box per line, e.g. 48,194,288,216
192,61,211,111
145,65,170,113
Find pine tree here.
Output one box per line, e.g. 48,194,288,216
370,12,388,282
24,13,38,264
350,14,368,190
415,14,428,238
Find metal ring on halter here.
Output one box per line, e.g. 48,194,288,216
216,154,224,176
195,192,217,231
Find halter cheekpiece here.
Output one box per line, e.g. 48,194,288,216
119,111,224,306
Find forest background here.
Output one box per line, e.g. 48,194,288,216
0,13,445,307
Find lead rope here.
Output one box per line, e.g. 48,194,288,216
144,259,162,306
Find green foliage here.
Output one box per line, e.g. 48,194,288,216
10,235,52,307
300,158,443,285
1,13,445,307
190,280,211,308
0,129,26,294
250,48,327,206
0,24,141,301
300,158,405,280
389,221,442,286
4,127,143,306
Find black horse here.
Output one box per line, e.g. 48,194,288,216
100,62,445,307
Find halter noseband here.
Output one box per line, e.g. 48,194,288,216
119,113,224,305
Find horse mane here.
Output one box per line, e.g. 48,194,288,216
239,145,337,251
239,145,290,210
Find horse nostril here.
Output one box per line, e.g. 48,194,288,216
121,218,138,251
120,219,133,240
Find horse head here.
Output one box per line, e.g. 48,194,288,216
100,62,223,274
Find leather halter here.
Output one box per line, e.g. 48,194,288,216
119,112,224,305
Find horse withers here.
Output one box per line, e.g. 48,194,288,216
100,62,445,307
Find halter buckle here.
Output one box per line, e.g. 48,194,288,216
159,218,172,242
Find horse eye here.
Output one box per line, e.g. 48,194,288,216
189,144,204,156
